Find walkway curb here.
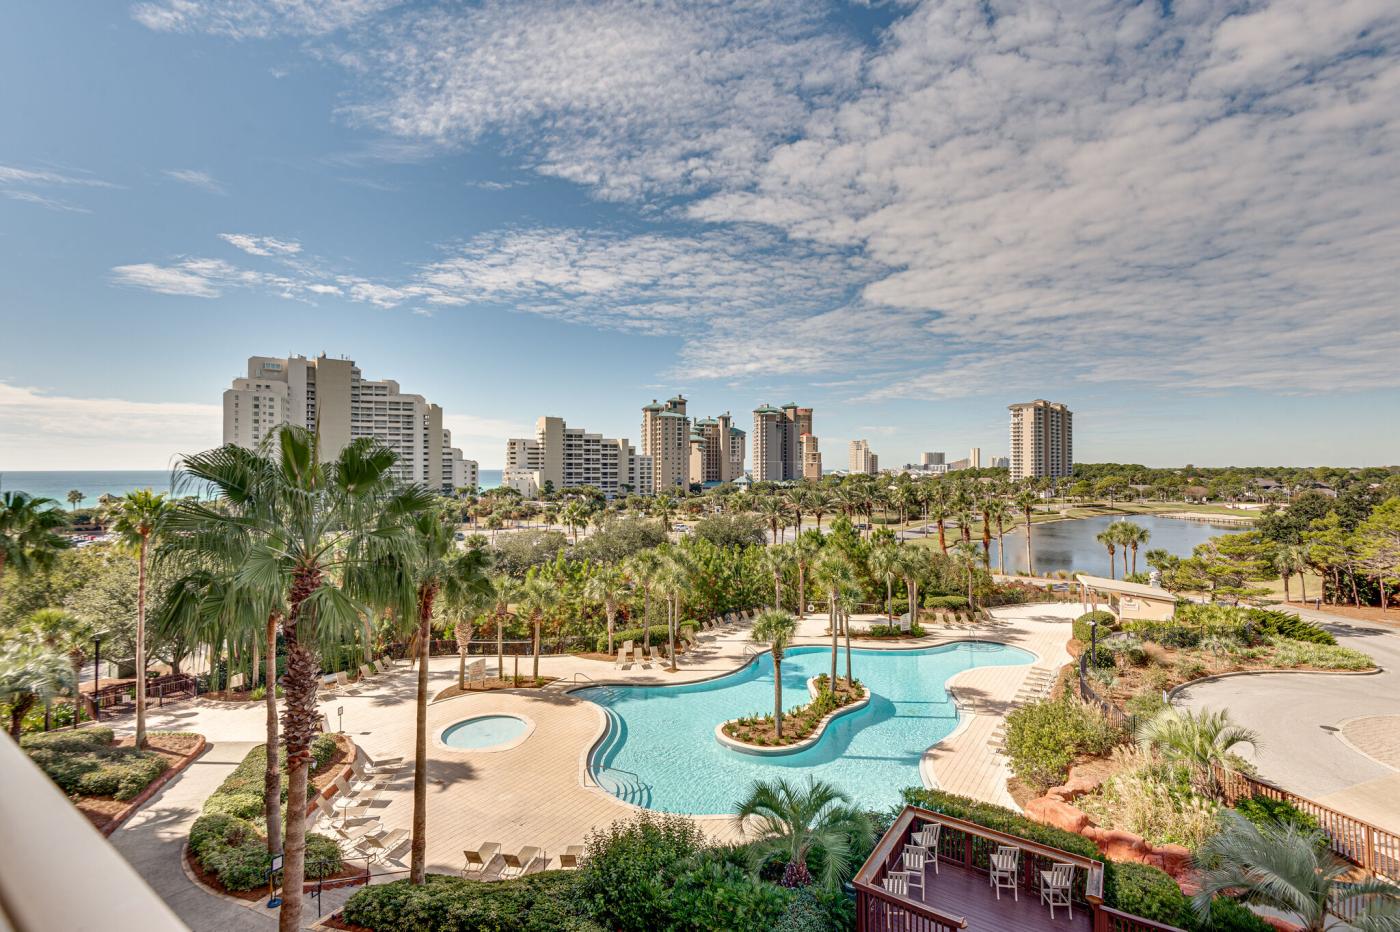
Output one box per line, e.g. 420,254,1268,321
1167,665,1381,703
103,733,208,838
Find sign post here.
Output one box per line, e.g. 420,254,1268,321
267,853,284,908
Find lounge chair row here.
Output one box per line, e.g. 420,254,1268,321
311,755,412,863
462,841,585,878
321,656,398,693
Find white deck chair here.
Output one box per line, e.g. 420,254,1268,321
1040,862,1075,919
357,827,409,864
373,658,392,675
614,640,634,668
359,663,376,681
900,845,929,899
990,845,1019,901
462,842,501,874
335,670,352,690
912,824,941,874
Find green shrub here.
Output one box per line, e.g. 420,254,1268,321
202,790,265,820
899,789,1102,862
1232,794,1321,835
195,831,272,891
342,872,602,932
1201,895,1273,930
305,832,345,880
1268,638,1373,671
595,624,673,652
575,813,705,931
863,623,925,638
668,860,791,930
1126,689,1168,719
22,728,168,800
77,755,168,801
1083,644,1117,668
1105,861,1192,928
1073,610,1117,644
923,594,969,609
1243,609,1334,645
189,812,257,852
1003,698,1124,792
20,727,113,752
311,733,339,772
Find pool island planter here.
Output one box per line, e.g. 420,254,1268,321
716,677,870,756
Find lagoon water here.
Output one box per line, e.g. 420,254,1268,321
987,513,1240,577
1,468,503,503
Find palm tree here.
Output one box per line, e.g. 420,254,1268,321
750,610,798,738
656,550,692,672
814,550,856,689
1274,545,1307,603
584,565,627,656
0,641,73,738
809,489,832,531
950,541,982,609
652,494,678,529
868,543,900,621
169,427,430,932
927,485,951,553
760,544,790,610
484,574,521,682
519,572,558,684
1194,811,1400,931
25,607,100,729
985,497,1011,575
0,491,71,588
1096,528,1119,579
67,489,85,511
897,547,925,630
624,550,661,652
1124,523,1151,576
734,777,874,888
1014,490,1038,576
108,489,172,749
792,532,822,616
785,487,808,537
1136,707,1257,801
757,495,788,546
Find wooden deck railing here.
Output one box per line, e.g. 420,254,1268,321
1216,769,1400,882
856,807,1191,931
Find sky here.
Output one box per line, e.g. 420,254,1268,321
1,0,1398,471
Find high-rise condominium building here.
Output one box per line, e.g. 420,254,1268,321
222,354,472,492
921,452,945,466
728,425,746,481
801,434,822,480
1008,400,1073,481
689,412,741,485
442,430,479,491
641,396,690,493
503,416,650,499
849,439,879,475
970,447,982,469
751,403,812,482
992,456,1010,469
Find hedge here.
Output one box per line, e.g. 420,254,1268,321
189,737,343,891
923,594,969,609
343,872,602,932
21,727,172,801
1073,610,1117,644
899,789,1102,863
1003,698,1123,792
595,624,694,653
1106,861,1193,928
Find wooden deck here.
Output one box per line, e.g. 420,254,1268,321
904,861,1091,930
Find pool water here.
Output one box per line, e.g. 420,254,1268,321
577,642,1034,815
441,714,529,749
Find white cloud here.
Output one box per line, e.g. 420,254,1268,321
110,262,223,297
131,0,400,39
164,168,226,194
219,232,302,256
0,162,113,212
0,382,221,470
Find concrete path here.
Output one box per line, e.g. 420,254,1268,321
1175,606,1400,833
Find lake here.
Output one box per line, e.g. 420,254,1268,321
1,468,502,504
986,513,1243,577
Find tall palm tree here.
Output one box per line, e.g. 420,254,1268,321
814,550,856,689
985,497,1011,575
67,489,85,511
0,641,74,738
169,427,429,932
897,547,925,631
1125,523,1151,576
954,500,977,546
792,532,822,616
786,487,808,537
0,491,71,588
519,572,558,684
1096,528,1119,579
1194,811,1400,931
1136,707,1257,801
750,610,798,738
1274,545,1308,603
809,489,832,531
757,495,788,546
760,544,790,610
868,543,900,621
950,541,982,609
656,550,692,672
483,574,521,682
734,777,874,888
624,550,661,652
1014,490,1038,576
584,565,627,655
26,607,100,729
108,489,172,749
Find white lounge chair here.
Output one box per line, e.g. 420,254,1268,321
499,846,544,878
373,658,392,675
559,845,585,870
321,673,338,692
614,640,634,669
357,827,409,864
1040,862,1075,919
463,842,501,874
335,671,352,690
359,663,376,681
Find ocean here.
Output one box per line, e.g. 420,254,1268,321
1,468,501,504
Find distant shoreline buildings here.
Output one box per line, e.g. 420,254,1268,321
221,354,477,493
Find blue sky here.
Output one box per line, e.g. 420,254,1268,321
2,0,1398,471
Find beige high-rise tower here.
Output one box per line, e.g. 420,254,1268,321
223,354,464,491
642,395,690,493
849,439,879,475
801,434,822,480
1008,400,1073,481
753,402,811,482
691,412,738,484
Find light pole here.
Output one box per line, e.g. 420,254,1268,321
92,636,102,722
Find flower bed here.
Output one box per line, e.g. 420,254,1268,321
719,676,866,750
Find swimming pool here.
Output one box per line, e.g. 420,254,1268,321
440,714,531,750
577,641,1034,815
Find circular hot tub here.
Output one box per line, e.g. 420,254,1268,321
438,714,533,752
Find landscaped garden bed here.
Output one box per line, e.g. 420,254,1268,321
721,675,866,749
186,734,353,896
21,727,203,833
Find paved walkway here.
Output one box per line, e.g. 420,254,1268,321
102,604,1078,910
1175,605,1400,833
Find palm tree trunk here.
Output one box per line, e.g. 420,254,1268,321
496,615,504,683
774,574,781,610
278,569,323,932
773,653,783,738
532,616,541,681
411,585,434,884
843,609,853,685
264,612,282,857
135,534,148,749
1024,512,1034,576
938,520,947,553
796,565,805,616
606,607,615,655
643,588,652,650
1299,573,1307,603
829,595,838,687
668,596,678,672
1282,573,1291,603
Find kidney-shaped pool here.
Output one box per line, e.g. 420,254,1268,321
576,641,1034,815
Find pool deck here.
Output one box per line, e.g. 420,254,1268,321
107,602,1078,890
